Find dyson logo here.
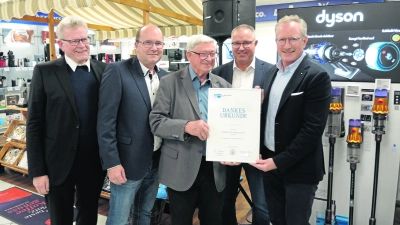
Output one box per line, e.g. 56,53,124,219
316,10,364,27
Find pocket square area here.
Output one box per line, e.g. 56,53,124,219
291,92,303,96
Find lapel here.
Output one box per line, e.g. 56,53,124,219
180,67,202,118
277,57,309,114
54,58,79,118
224,61,234,84
253,58,265,87
90,59,102,82
262,66,278,113
128,56,152,113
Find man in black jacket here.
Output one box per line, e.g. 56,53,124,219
27,15,106,225
212,24,272,225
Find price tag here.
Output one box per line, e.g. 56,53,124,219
4,68,9,71
7,87,13,91
28,67,34,70
15,68,21,71
22,67,27,71
14,87,21,91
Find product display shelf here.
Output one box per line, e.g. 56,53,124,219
6,106,27,120
0,121,28,175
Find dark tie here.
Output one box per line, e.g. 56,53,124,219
148,70,153,81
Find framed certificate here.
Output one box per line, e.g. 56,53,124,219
206,88,261,163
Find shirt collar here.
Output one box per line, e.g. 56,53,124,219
276,52,306,73
188,65,211,84
139,61,160,77
65,55,91,72
233,56,256,71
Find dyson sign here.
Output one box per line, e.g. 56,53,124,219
316,10,364,27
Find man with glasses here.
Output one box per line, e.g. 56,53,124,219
27,15,106,225
149,34,232,225
250,15,331,224
97,24,168,225
212,24,272,225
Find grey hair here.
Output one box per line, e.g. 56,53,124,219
56,15,88,40
275,15,307,38
186,34,216,51
231,24,256,40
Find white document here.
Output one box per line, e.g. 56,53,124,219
206,88,261,163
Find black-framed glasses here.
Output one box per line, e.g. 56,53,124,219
62,37,91,46
190,51,217,60
275,37,302,46
137,40,165,49
231,40,255,49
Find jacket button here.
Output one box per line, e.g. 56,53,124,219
76,124,79,128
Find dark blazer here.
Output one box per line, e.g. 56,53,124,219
27,57,107,186
149,66,231,192
212,58,272,87
97,56,168,180
261,55,331,184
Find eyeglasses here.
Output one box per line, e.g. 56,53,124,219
190,51,217,60
137,40,165,49
62,37,91,46
275,37,302,46
231,40,255,49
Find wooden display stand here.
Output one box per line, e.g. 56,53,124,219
0,120,28,175
6,106,28,120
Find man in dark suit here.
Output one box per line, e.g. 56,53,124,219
212,24,272,225
250,15,331,225
97,24,168,225
27,15,107,225
149,34,232,225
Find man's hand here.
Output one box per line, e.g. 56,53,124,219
249,156,277,172
220,161,241,166
184,120,209,141
107,165,127,185
33,175,50,195
254,86,264,104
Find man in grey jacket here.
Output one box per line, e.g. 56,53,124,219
150,34,231,225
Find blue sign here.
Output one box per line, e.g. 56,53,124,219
256,0,384,22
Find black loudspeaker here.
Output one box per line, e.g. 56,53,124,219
203,0,255,38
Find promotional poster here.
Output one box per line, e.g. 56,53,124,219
278,2,400,82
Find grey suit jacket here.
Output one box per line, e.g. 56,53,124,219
97,56,168,180
149,66,231,192
212,57,272,87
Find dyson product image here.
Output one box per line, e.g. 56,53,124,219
365,42,400,72
324,87,345,225
346,119,363,225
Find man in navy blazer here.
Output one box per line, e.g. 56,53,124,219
212,24,272,225
251,15,331,224
97,24,168,225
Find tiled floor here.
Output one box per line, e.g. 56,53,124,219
0,180,108,225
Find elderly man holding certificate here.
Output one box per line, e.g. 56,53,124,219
150,34,233,225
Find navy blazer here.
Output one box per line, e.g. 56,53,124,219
212,58,272,87
97,56,168,180
261,56,331,184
